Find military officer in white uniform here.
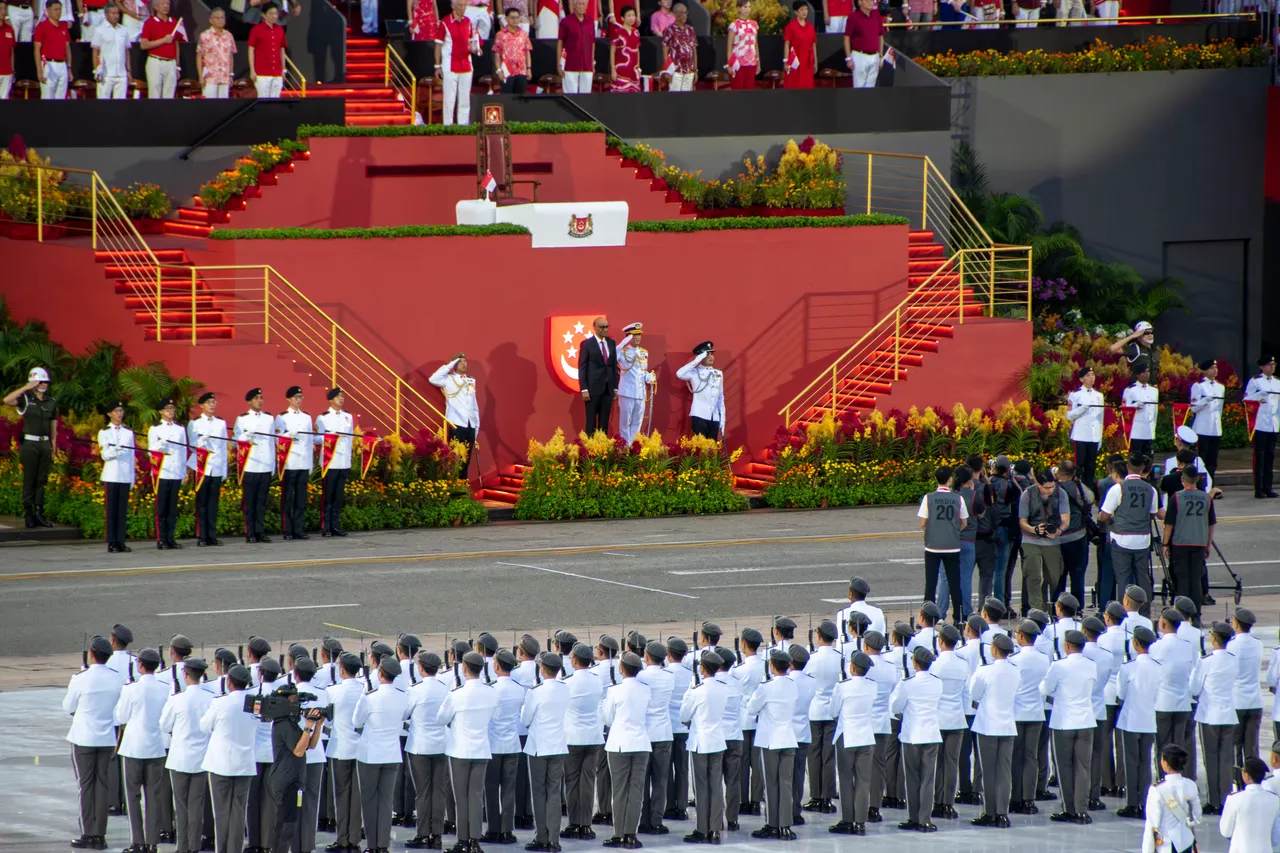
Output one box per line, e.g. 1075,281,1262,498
1116,625,1161,818
1141,744,1201,853
115,647,171,853
564,642,605,839
680,649,728,844
430,354,481,479
602,651,653,848
1190,359,1226,475
405,651,450,850
160,656,213,853
1192,622,1240,814
187,391,228,547
1220,757,1279,853
1066,366,1106,482
66,636,124,850
828,650,875,835
521,651,572,851
328,652,368,853
969,633,1019,827
837,576,887,637
439,650,501,853
356,656,412,853
748,648,800,839
233,388,276,544
1229,609,1264,777
148,397,189,550
200,664,257,853
617,322,656,444
890,646,944,832
98,400,136,553
675,341,725,440
1122,365,1160,459
315,387,354,537
275,386,315,540
1244,355,1280,499
1040,630,1098,823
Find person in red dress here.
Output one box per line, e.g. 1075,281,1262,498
408,0,439,41
782,0,816,89
32,0,71,100
608,5,639,92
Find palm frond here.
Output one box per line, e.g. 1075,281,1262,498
951,142,991,218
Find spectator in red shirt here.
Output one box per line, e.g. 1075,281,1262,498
0,1,14,101
556,0,595,94
435,0,480,125
660,1,696,91
139,0,186,98
493,7,532,93
782,0,815,89
33,0,71,99
248,3,288,97
843,0,883,88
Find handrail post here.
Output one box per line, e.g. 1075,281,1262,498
263,268,270,344
91,179,98,250
894,310,900,380
36,173,43,242
331,323,338,386
958,253,965,326
1025,248,1032,321
989,249,996,318
384,47,390,87
190,267,198,345
156,266,163,341
411,78,418,124
394,382,402,437
831,368,837,420
865,154,873,216
920,157,928,232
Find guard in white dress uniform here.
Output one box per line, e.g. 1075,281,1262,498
1220,757,1279,853
275,386,314,540
200,664,257,853
617,323,656,444
804,620,842,813
233,388,276,544
327,653,367,852
733,628,766,818
98,400,136,553
679,649,728,843
115,648,171,852
602,651,653,847
1192,622,1240,813
160,656,213,853
664,637,693,823
1190,359,1226,475
1079,615,1113,810
187,392,228,547
1009,619,1048,814
1041,630,1098,823
969,633,1019,826
356,656,412,853
747,648,800,839
837,576,887,637
430,355,481,479
1066,366,1106,482
1244,355,1280,499
485,649,527,843
564,642,605,839
404,651,450,849
1117,625,1161,817
1228,609,1264,778
315,387,354,536
148,397,188,550
829,651,875,834
66,636,124,850
675,341,725,440
439,650,501,853
1141,744,1201,853
889,646,944,832
636,641,675,834
521,652,572,850
1123,366,1160,458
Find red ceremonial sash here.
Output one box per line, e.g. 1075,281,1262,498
235,440,252,485
275,435,294,477
194,447,211,492
321,433,339,478
148,450,166,490
360,434,380,479
1244,400,1260,440
1118,405,1136,448
1171,403,1190,428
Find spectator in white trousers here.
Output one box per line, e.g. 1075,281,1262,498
557,0,595,93
90,3,131,98
197,8,236,98
1094,0,1119,23
34,1,71,98
0,0,12,99
842,0,883,89
436,0,480,125
139,0,185,98
5,0,31,41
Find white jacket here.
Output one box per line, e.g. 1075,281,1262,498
521,679,571,756
114,674,171,759
969,659,1019,737
438,678,499,759
1141,773,1201,853
353,682,410,765
889,670,943,744
63,664,124,748
563,668,605,746
405,677,450,755
1220,784,1280,853
830,675,876,748
680,677,727,754
1040,653,1097,731
200,690,258,777
160,686,214,773
746,674,799,750
636,665,674,742
98,424,136,485
326,677,366,760
602,678,652,753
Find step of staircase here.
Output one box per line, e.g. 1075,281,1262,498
734,476,771,491
163,221,213,238
103,263,195,279
113,280,210,295
747,462,776,477
135,310,226,325
94,249,188,263
143,325,236,341
908,230,935,244
481,488,521,504
870,349,925,367
839,378,893,395
907,243,945,259
902,322,954,339
124,294,216,309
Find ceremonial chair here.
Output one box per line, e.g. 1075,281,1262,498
476,103,541,205
71,79,95,99
761,69,784,89
705,69,729,90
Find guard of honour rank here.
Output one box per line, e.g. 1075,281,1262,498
62,584,1280,853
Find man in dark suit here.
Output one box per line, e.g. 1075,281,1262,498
578,316,618,435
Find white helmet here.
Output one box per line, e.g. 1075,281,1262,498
28,367,50,383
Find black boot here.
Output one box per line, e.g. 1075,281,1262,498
24,512,36,528
34,509,54,527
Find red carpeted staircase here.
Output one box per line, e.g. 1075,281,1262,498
733,229,981,492
479,464,528,504
99,249,235,341
280,33,413,126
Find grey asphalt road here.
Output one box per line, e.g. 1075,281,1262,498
2,490,1278,663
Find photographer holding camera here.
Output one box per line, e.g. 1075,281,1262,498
1018,468,1070,614
265,683,326,853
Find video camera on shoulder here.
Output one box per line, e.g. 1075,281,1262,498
244,686,334,722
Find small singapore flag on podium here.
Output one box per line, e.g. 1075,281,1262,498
483,170,497,200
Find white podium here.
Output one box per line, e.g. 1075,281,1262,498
496,201,630,248
455,198,498,225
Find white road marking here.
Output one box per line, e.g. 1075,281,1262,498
822,595,940,606
1210,560,1280,567
601,552,636,557
670,561,891,577
496,562,699,599
156,603,360,617
690,579,849,590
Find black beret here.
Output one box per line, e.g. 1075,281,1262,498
1105,601,1127,621
541,652,563,670
982,597,1007,617
768,649,791,665
1057,593,1079,611
1018,619,1041,637
452,638,471,656
214,647,237,665
599,635,620,652
992,634,1015,653
1174,596,1197,617
911,647,935,667
1081,616,1106,635
773,617,795,630
294,657,318,679
288,644,309,661
245,388,263,401
169,634,193,654
919,602,941,620
965,615,987,636
1198,358,1216,372
519,635,540,656
741,628,763,644
645,641,667,661
850,652,873,672
626,631,647,650
714,648,736,668
666,637,688,655
184,657,208,674
849,612,872,632
157,398,175,410
1064,630,1087,646
258,657,282,677
702,622,722,636
399,634,422,653
137,647,162,665
849,577,871,594
103,399,127,414
937,624,961,645
620,652,644,670
1211,621,1235,639
378,656,402,678
1124,585,1147,604
370,641,395,659
286,386,303,398
462,651,485,668
322,636,343,654
1235,608,1257,626
892,622,915,641
327,387,343,401
555,630,578,646
227,664,251,684
197,392,215,404
494,649,517,669
788,645,809,666
862,630,886,651
1026,609,1050,627
701,650,723,667
1132,626,1157,646
477,633,499,654
112,624,134,644
1162,608,1184,624
416,651,442,670
339,652,362,669
248,637,271,655
816,620,838,641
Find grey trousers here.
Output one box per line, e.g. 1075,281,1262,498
742,729,763,803
1201,723,1236,809
1012,721,1043,802
298,761,324,853
1090,714,1111,799
451,756,489,842
332,758,363,847
790,741,808,817
486,752,519,834
321,759,335,822
934,729,965,806
1052,728,1093,815
158,756,174,837
668,733,689,813
208,772,251,853
642,741,672,827
763,748,796,828
529,754,566,843
1121,730,1154,809
409,752,449,837
884,718,905,799
608,751,649,836
808,720,837,799
73,745,113,838
835,744,872,824
595,741,612,816
358,762,399,850
396,735,416,819
690,751,725,834
902,742,939,825
124,755,165,846
977,735,1014,816
958,717,982,796
1235,708,1262,766
1104,705,1126,789
1037,721,1052,790
246,761,275,849
516,737,532,821
171,770,209,853
723,739,743,821
1156,711,1191,778
565,744,601,826
871,733,891,806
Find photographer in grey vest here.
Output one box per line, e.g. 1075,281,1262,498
1053,462,1094,604
1018,469,1069,614
1161,465,1217,621
917,466,969,623
1098,452,1159,617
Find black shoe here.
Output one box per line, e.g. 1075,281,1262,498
866,807,882,823
34,512,54,527
1099,787,1114,798
517,818,536,831
1114,786,1126,799
1020,803,1039,815
1074,813,1093,825
446,844,469,853
636,825,653,835
70,838,96,849
430,837,445,849
202,837,216,851
897,821,919,831
577,827,596,840
1034,789,1056,801
825,822,851,835
955,792,982,805
683,832,708,844
918,823,938,833
1116,806,1145,819
332,528,349,537
1047,775,1058,787
1267,491,1280,499
257,535,273,543
167,540,184,549
753,826,781,839
197,539,207,546
997,815,1011,828
649,825,668,835
122,845,149,853
547,845,561,852
1049,811,1072,823
107,543,118,553
743,802,762,816
119,544,132,553
408,839,432,850
1088,798,1106,811
157,541,167,550
603,838,626,848
284,533,295,540
247,536,257,544
500,832,518,844
592,813,612,826
207,537,222,546
1202,805,1221,816
107,806,126,816
294,532,310,540
851,823,865,835
624,835,642,849
24,513,36,528
1203,593,1217,605
724,822,739,831
443,822,457,835
524,844,547,852
158,830,176,844
670,810,689,821
801,798,824,812
822,799,838,814
482,833,503,843
789,815,803,826
777,828,796,840
322,529,332,537
470,843,486,853
971,814,999,827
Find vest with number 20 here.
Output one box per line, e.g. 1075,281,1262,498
925,490,963,552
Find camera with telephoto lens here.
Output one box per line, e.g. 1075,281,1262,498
244,689,333,722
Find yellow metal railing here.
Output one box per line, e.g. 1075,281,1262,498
885,10,1257,25
780,246,1031,427
384,45,420,122
283,52,308,96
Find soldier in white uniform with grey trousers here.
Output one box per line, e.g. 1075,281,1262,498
675,341,725,440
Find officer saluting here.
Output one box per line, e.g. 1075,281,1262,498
315,387,354,537
4,366,58,528
1244,355,1280,499
276,386,314,540
233,388,275,544
617,323,656,444
188,392,228,547
675,342,725,440
98,400,136,554
430,354,480,480
1066,366,1105,482
148,398,188,550
1190,359,1225,476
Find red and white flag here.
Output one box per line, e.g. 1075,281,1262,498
1119,406,1137,449
882,46,896,67
483,170,497,195
787,47,800,71
1244,400,1261,440
661,55,674,76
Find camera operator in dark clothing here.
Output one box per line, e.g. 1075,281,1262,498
268,685,326,853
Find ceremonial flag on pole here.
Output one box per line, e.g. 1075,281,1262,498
321,433,339,478
235,440,253,485
1118,406,1137,450
483,170,497,199
193,447,211,492
275,435,294,478
1244,400,1261,441
148,450,166,490
1171,403,1191,428
360,434,381,479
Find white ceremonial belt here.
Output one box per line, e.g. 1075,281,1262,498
24,434,50,441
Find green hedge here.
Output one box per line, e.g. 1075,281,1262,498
297,121,605,138
210,224,530,241
629,214,908,232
